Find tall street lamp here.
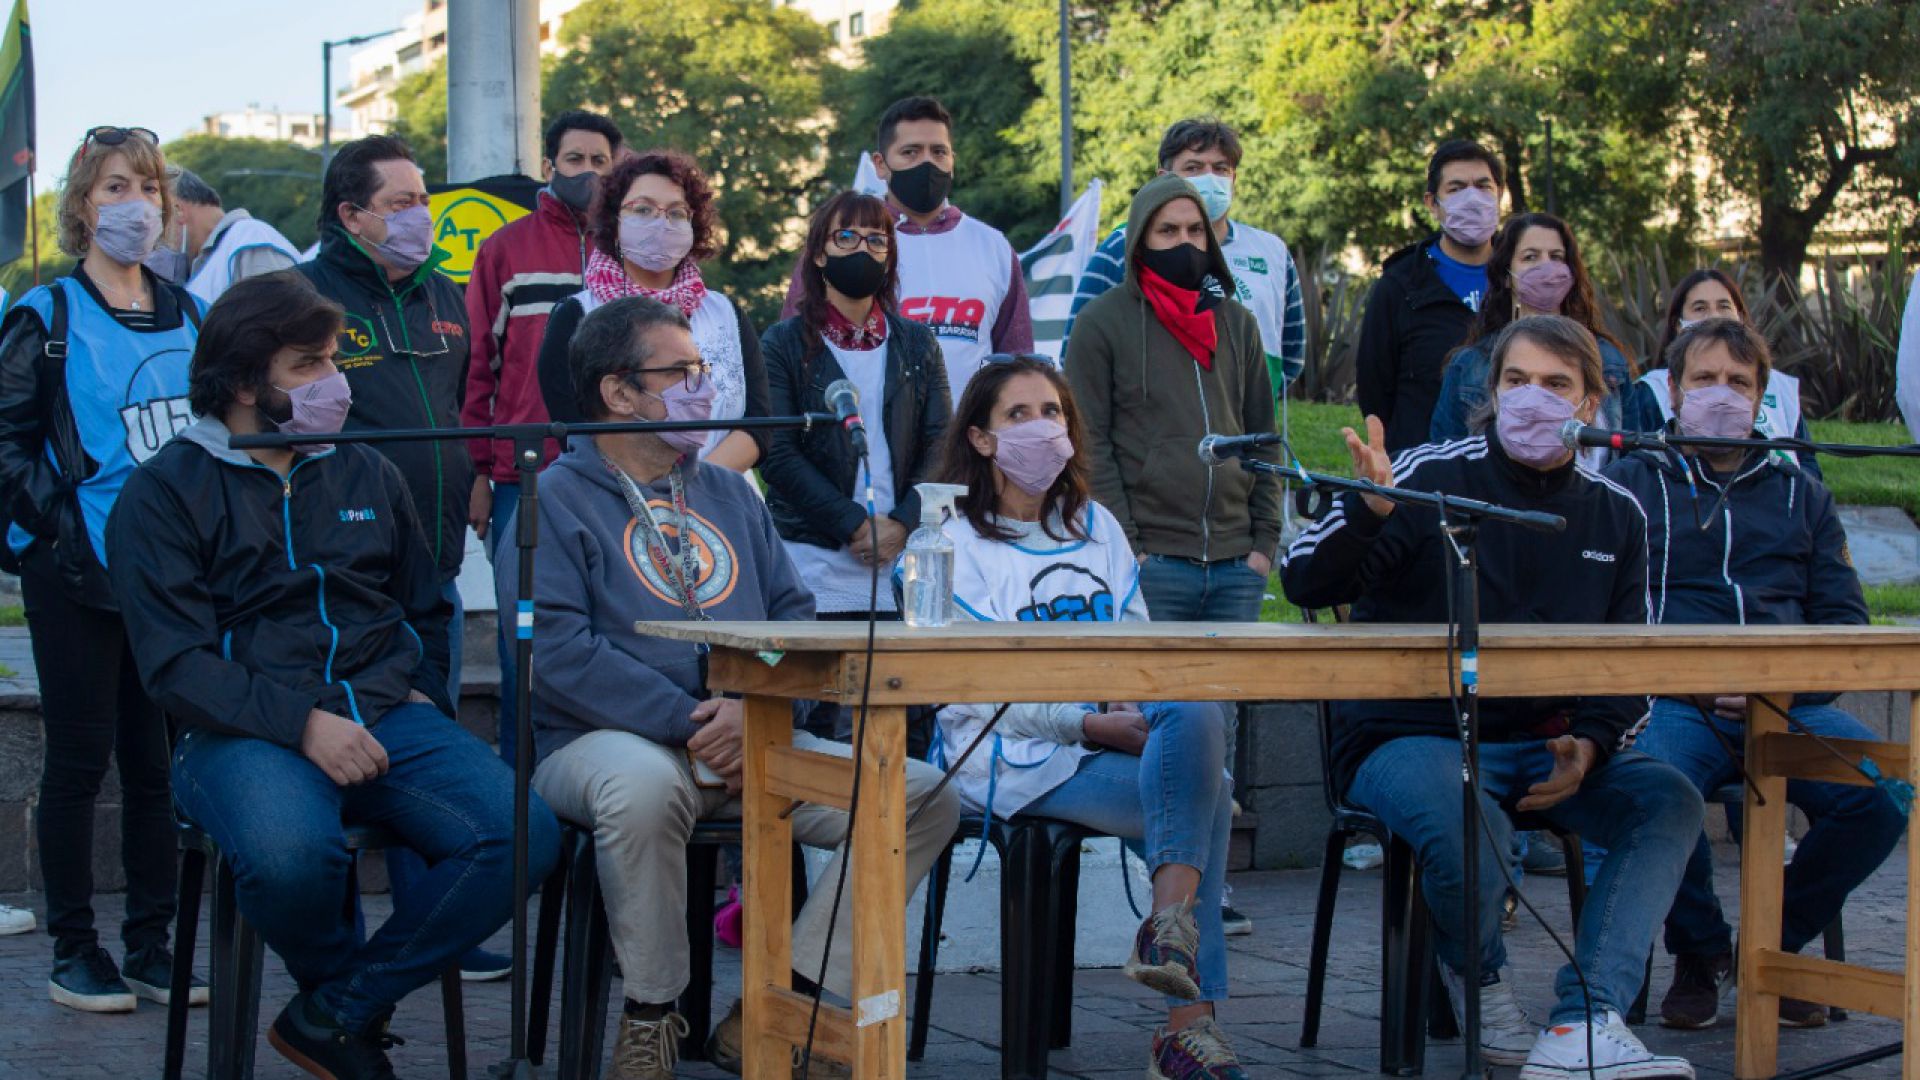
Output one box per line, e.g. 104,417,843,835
322,27,402,167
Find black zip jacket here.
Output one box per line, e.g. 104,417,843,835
1281,435,1653,792
0,268,199,608
1355,235,1478,454
297,227,472,581
105,417,453,747
759,313,952,548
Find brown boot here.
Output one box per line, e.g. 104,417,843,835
610,1007,688,1080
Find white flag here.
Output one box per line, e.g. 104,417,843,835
851,152,887,197
1019,179,1104,364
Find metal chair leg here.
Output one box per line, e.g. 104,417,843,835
528,837,573,1066
1046,824,1082,1050
682,842,720,1058
164,844,206,1080
909,844,955,1062
1300,827,1349,1048
440,969,467,1080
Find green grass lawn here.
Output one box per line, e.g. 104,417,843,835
1805,419,1920,518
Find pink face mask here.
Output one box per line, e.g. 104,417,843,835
990,418,1074,496
636,376,717,458
619,214,695,272
267,372,354,454
1438,188,1499,248
1495,383,1575,468
1676,384,1756,440
1513,260,1574,312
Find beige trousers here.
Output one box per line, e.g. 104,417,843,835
533,727,961,1004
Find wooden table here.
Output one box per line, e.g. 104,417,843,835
636,621,1920,1079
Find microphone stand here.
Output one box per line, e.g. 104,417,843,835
1235,454,1562,1080
233,413,834,1079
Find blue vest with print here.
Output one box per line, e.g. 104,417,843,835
9,281,199,566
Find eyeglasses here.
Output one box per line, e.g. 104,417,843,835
375,307,452,361
82,126,158,152
627,361,712,394
828,228,890,255
620,203,693,225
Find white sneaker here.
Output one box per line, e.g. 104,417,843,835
1437,962,1536,1066
0,904,33,936
1519,1009,1695,1080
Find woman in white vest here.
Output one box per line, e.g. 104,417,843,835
534,149,768,472
1622,268,1819,476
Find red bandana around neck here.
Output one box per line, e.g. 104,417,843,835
1138,266,1218,369
584,247,708,318
821,302,888,351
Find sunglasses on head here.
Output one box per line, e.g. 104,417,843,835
82,126,159,152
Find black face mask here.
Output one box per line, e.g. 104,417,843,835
886,160,953,216
1140,242,1212,292
549,170,598,214
821,251,888,300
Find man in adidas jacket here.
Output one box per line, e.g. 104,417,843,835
1282,315,1701,1080
1603,318,1904,1032
105,272,556,1080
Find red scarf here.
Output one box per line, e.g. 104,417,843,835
1138,266,1218,370
583,247,707,318
821,302,888,351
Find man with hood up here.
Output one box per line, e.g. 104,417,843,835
1064,173,1281,625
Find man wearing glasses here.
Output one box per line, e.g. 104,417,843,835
507,295,959,1076
297,135,498,978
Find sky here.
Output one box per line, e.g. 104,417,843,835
30,0,420,185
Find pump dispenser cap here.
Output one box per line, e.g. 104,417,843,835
915,483,969,527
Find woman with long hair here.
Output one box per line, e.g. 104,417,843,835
928,355,1245,1079
0,126,206,1011
1429,212,1634,445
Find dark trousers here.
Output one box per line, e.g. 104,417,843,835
22,568,176,956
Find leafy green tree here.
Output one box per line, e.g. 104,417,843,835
545,0,838,323
161,134,325,250
389,58,450,185
0,190,71,300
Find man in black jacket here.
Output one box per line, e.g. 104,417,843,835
1283,316,1701,1080
1355,140,1505,453
1604,319,1904,1031
106,272,557,1080
297,135,474,700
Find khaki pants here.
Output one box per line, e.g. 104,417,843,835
533,727,961,1005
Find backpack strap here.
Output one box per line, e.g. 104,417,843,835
168,283,203,331
43,280,67,361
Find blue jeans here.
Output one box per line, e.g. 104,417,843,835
1136,554,1267,623
1634,698,1905,958
170,702,560,1033
1020,702,1234,1003
1348,737,1703,1023
490,481,520,768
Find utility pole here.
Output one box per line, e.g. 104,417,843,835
321,27,401,168
448,0,541,183
1058,0,1074,215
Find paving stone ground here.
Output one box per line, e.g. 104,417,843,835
0,839,1905,1079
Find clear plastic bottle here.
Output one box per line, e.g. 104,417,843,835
901,483,967,627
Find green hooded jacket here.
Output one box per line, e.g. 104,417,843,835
1064,173,1281,564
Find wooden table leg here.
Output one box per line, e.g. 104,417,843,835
850,704,909,1077
1734,693,1791,1080
1905,693,1918,1080
742,694,797,1080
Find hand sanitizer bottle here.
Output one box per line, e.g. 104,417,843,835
901,483,967,628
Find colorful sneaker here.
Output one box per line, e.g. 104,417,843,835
1124,897,1202,1000
48,946,136,1013
1659,951,1732,1029
1437,962,1536,1066
1149,1016,1249,1079
1519,1009,1694,1080
121,942,209,1007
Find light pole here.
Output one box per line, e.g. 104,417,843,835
1058,0,1074,216
322,27,402,167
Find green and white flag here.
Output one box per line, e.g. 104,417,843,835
1019,179,1102,363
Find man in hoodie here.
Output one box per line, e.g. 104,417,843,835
1065,173,1281,625
1355,139,1506,453
1603,318,1904,1032
105,271,558,1080
1065,118,1307,403
784,95,1032,399
461,109,623,771
511,296,959,1078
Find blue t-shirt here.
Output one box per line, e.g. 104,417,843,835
1427,243,1488,313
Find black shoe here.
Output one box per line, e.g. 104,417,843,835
121,942,210,1007
1660,951,1733,1029
49,946,136,1013
268,992,404,1080
1220,904,1253,937
457,947,512,983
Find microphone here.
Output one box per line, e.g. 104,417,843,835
824,379,868,457
1559,420,1668,454
1198,432,1285,467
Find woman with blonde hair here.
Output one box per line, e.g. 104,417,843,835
0,126,207,1011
